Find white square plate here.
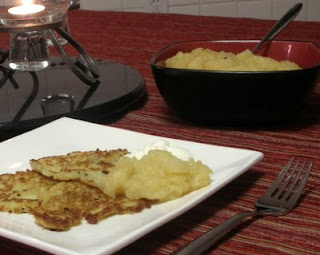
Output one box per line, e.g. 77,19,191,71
0,117,263,255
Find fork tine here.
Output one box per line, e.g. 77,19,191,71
280,159,306,200
276,158,303,199
263,157,295,197
286,160,312,205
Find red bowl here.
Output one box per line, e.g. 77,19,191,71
151,40,320,124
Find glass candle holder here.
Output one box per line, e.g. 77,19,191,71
0,0,71,29
9,31,49,71
0,0,71,71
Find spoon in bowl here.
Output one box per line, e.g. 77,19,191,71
252,3,303,54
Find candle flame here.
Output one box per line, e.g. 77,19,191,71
8,1,45,15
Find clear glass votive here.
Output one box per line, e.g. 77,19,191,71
9,31,50,71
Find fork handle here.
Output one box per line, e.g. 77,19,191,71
172,210,259,255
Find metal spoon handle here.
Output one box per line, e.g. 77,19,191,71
252,3,303,53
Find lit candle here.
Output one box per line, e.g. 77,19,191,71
8,0,45,15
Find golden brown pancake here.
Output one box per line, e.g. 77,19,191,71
0,171,152,231
30,149,127,192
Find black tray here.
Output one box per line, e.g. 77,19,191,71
0,59,145,141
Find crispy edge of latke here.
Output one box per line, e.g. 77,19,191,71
30,207,83,231
85,197,153,224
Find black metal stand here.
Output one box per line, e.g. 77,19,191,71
47,26,100,85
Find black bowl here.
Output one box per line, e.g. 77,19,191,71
151,40,320,124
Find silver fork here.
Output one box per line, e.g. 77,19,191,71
173,157,312,255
